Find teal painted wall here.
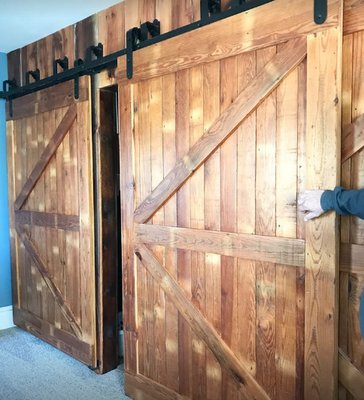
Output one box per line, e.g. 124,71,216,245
0,52,11,308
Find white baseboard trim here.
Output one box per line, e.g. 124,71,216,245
0,306,14,330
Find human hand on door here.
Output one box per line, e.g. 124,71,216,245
298,190,325,221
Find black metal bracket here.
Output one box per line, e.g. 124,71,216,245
73,59,84,99
87,43,104,61
25,68,40,85
201,0,221,20
3,79,17,118
126,20,161,79
140,20,161,41
53,56,69,75
314,0,327,24
126,28,140,80
3,79,17,93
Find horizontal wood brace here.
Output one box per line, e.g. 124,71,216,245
117,0,338,83
135,244,270,400
13,307,94,366
344,0,364,35
15,210,79,231
135,224,305,268
340,243,364,274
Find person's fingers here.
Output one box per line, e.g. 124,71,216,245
304,211,320,222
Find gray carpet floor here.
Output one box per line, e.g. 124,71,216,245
0,327,131,400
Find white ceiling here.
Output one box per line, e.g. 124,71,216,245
0,0,123,53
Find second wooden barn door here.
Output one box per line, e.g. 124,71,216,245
7,78,96,367
118,1,342,399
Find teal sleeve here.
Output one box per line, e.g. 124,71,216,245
320,186,364,219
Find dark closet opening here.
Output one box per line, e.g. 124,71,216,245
96,85,122,373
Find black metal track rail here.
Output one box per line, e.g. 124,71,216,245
0,0,275,102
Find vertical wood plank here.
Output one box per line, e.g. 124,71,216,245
35,113,46,321
275,43,299,400
305,26,342,400
98,2,125,56
189,64,206,400
340,32,353,400
276,266,297,399
171,0,195,28
120,83,138,373
161,72,179,392
75,15,97,61
150,76,167,386
236,49,257,378
6,120,20,308
256,45,277,400
276,68,298,238
204,60,222,400
176,68,192,397
122,0,144,376
220,55,238,400
296,58,307,400
7,50,21,85
139,78,155,379
77,96,96,355
55,109,66,329
43,110,56,325
351,31,364,245
156,0,173,33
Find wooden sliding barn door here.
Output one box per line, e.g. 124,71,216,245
118,1,343,399
7,78,97,367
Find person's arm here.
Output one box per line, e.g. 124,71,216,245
320,186,364,219
298,187,364,221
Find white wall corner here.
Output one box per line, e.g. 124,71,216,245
0,306,14,330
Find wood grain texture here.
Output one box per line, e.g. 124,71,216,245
97,2,125,56
6,120,20,309
8,81,88,121
351,30,364,246
220,54,238,400
340,243,364,273
7,49,21,85
15,210,79,231
119,84,137,373
77,98,96,349
305,26,342,400
161,72,179,392
116,0,339,83
16,226,82,338
135,244,270,400
94,88,119,374
204,59,223,400
342,113,364,162
340,30,353,400
134,38,307,224
14,104,77,210
344,0,364,35
255,45,277,399
175,67,193,397
13,307,94,365
339,348,364,400
135,224,304,268
125,371,190,400
188,64,206,400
